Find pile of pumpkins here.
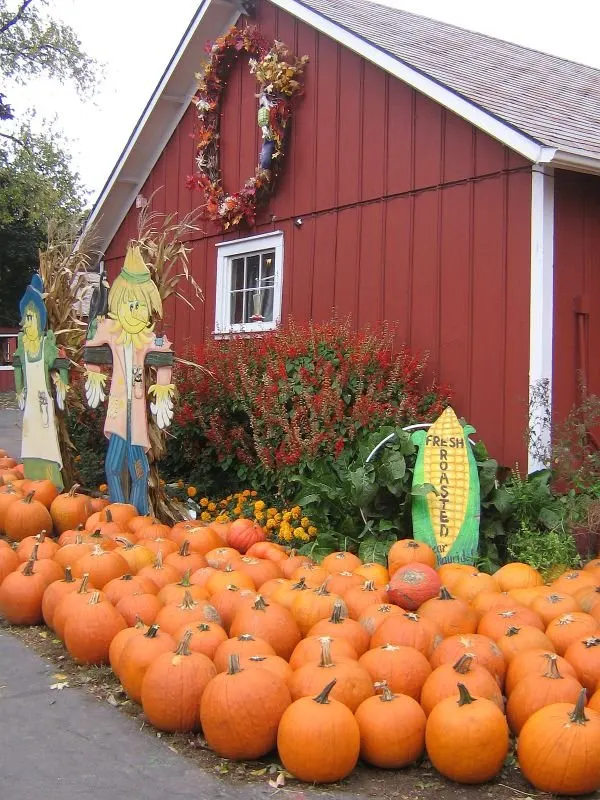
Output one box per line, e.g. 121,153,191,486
1,470,600,793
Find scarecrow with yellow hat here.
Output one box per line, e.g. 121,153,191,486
83,245,175,514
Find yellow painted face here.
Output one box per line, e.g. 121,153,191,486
22,304,40,342
117,294,150,335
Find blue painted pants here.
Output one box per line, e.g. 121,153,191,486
105,402,150,514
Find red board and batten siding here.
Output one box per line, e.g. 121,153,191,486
103,0,532,466
553,170,600,425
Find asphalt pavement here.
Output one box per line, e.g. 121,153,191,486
0,408,20,460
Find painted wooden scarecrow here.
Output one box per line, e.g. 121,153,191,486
13,274,69,488
83,245,175,514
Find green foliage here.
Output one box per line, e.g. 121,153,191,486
507,521,580,576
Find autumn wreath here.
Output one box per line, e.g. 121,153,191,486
185,25,308,230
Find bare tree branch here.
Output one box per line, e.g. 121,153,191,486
0,0,35,36
0,129,28,149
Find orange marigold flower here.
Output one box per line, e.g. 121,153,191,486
187,487,198,498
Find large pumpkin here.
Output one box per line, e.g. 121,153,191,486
563,635,600,694
212,633,276,673
425,683,509,784
505,648,578,695
277,679,360,783
0,486,23,533
420,654,504,716
0,543,19,584
21,479,59,508
229,594,301,661
63,591,127,665
0,557,47,624
154,590,221,636
288,635,358,670
545,612,600,656
371,611,441,657
355,682,426,769
118,624,176,702
321,551,362,574
307,600,370,657
517,691,600,795
493,562,543,591
429,633,506,687
387,562,441,610
174,621,228,661
116,592,162,627
358,643,431,701
531,591,579,625
50,484,92,534
226,518,266,554
41,567,83,628
291,581,347,636
387,538,436,574
3,491,53,542
71,545,129,589
200,653,291,759
418,587,478,637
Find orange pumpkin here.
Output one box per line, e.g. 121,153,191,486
495,625,556,663
388,538,436,573
344,580,388,619
154,590,221,636
229,594,301,660
307,600,370,656
63,591,126,665
545,612,600,656
358,643,431,700
173,621,228,661
453,571,500,602
0,557,48,624
321,551,362,574
505,648,578,695
238,653,293,684
53,534,92,569
164,540,207,577
118,624,176,703
103,573,158,606
226,518,266,554
169,523,222,555
291,581,347,636
113,537,155,573
71,545,129,588
115,592,162,627
156,571,208,605
325,570,365,597
212,633,276,673
477,606,545,639
0,544,19,584
371,611,442,657
136,551,181,590
420,654,504,716
531,591,580,626
563,635,600,694
493,561,543,591
353,561,389,587
236,555,283,588
551,569,597,596
0,486,23,533
288,635,358,670
419,586,478,636
429,633,506,687
289,563,329,589
16,531,58,562
358,602,404,636
204,547,242,571
20,479,59,508
50,485,92,533
3,491,53,542
41,566,84,628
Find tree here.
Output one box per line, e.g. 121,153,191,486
0,0,97,327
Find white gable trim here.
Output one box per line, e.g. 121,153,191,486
269,0,545,163
528,166,554,473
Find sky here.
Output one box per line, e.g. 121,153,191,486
7,0,600,203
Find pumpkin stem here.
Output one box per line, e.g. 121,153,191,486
179,540,190,557
145,624,160,639
374,681,395,702
224,563,234,573
292,577,307,591
120,574,134,582
74,534,84,545
318,636,335,668
63,566,75,583
179,570,192,587
36,531,46,543
227,653,243,675
313,679,337,704
91,544,105,556
329,600,347,624
253,595,269,611
78,573,90,593
543,653,563,679
547,594,563,603
175,630,193,656
179,590,197,609
153,551,164,569
314,579,330,596
115,537,134,549
22,491,35,504
453,654,474,674
88,591,102,605
505,626,521,637
457,682,476,706
439,586,454,600
104,509,113,523
249,655,267,663
22,557,36,576
224,584,240,592
68,484,81,497
237,634,256,641
29,542,39,561
197,623,211,632
569,689,589,724
405,612,420,622
362,580,376,592
583,636,600,648
134,615,145,629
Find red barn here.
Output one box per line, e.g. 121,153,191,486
87,0,600,471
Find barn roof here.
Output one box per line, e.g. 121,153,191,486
300,0,600,161
86,0,600,255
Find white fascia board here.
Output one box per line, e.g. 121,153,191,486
539,146,600,176
269,0,545,162
528,166,554,474
85,0,241,255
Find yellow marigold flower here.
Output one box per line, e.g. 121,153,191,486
266,518,277,530
201,511,211,521
187,487,198,498
219,499,228,507
215,513,230,523
293,526,305,538
226,495,233,501
274,513,282,524
282,511,292,522
308,526,318,536
267,507,277,517
291,506,301,519
255,511,265,522
301,517,310,529
243,489,251,497
294,530,310,542
98,483,108,493
254,500,266,512
280,526,293,542
199,497,208,506
233,506,242,515
208,502,217,512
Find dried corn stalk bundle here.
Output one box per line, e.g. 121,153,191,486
411,407,480,565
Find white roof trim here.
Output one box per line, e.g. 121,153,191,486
269,0,546,163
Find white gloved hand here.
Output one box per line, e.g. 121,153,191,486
148,384,175,430
52,373,68,411
85,371,107,409
17,390,26,410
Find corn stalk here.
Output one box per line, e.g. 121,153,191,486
37,219,101,488
131,198,207,523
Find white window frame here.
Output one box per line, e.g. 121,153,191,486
214,231,284,335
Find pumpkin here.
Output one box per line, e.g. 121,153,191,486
63,591,127,665
53,534,92,569
156,571,207,605
140,631,217,732
353,561,389,587
238,653,293,684
288,637,374,711
344,580,388,619
0,456,17,468
0,486,23,533
41,566,83,628
552,569,598,596
419,586,478,636
506,654,583,734
112,537,155,573
72,545,129,588
173,621,228,660
280,553,314,579
358,643,431,700
83,529,118,551
371,611,442,657
206,565,256,594
277,679,360,783
88,496,109,514
52,574,105,639
50,485,92,534
229,594,301,660
289,563,329,589
0,557,47,624
358,602,404,636
507,585,549,607
505,648,578,695
355,682,426,769
271,576,310,609
209,585,257,631
142,537,178,557
226,518,266,554
494,561,543,591
308,600,370,656
236,555,283,588
26,546,62,585
109,618,147,673
291,581,347,636
426,683,509,783
16,530,58,562
0,543,19,584
98,502,138,528
116,592,162,627
118,624,176,702
436,563,478,593
164,540,207,577
531,591,580,626
429,633,506,687
20,478,59,508
321,551,362,574
3,491,53,542
420,654,504,716
188,565,218,589
387,538,437,573
245,541,287,563
57,524,86,547
169,524,223,555
326,570,365,597
470,589,515,620
103,573,157,605
154,590,221,636
126,514,157,537
256,577,290,600
387,562,441,610
87,510,124,540
546,612,600,656
573,583,600,614
205,521,230,543
136,551,181,590
563,635,600,694
289,635,358,671
453,571,500,602
517,691,600,795
200,653,291,759
477,606,545,639
588,689,600,713
204,546,242,571
212,633,276,673
495,624,556,663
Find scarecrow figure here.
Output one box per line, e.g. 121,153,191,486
13,274,69,488
257,92,276,169
83,245,175,514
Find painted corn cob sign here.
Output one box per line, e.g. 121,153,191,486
411,407,480,565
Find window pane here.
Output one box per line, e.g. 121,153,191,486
231,257,245,291
246,254,260,290
261,251,275,286
261,286,274,321
231,289,245,324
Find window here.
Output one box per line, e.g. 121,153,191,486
215,231,284,334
